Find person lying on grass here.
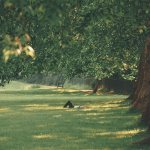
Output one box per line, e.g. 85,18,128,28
63,100,89,109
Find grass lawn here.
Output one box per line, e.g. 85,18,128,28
0,81,149,150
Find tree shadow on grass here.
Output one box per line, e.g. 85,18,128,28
0,88,88,96
0,90,149,150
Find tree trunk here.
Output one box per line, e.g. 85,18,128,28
131,32,150,146
132,35,150,115
93,79,101,94
133,136,150,145
141,98,150,124
130,53,144,104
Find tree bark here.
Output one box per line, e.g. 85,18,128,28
132,35,150,115
141,98,150,124
128,53,144,102
131,29,150,145
133,136,150,145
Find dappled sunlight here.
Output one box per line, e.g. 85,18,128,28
64,108,77,112
105,99,124,104
75,112,114,117
0,107,10,113
94,129,145,139
33,134,57,139
31,147,54,150
22,104,63,111
49,88,93,95
62,135,80,141
36,124,46,128
76,127,106,134
86,112,100,116
81,128,145,143
98,148,111,150
114,129,145,139
85,100,128,111
85,112,114,116
50,88,83,95
0,136,10,142
52,114,62,118
85,114,136,120
97,120,111,124
0,86,146,150
52,89,78,93
78,108,93,111
82,104,128,112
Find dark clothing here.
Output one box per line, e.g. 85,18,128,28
63,101,74,108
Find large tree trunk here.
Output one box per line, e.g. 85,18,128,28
133,136,150,145
131,35,150,145
132,35,150,115
141,98,150,124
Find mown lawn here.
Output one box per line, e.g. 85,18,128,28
0,82,149,150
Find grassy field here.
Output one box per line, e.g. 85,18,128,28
0,81,149,150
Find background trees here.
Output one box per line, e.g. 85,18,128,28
0,0,64,84
54,0,149,93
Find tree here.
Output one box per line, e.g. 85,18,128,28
55,0,147,92
0,0,66,84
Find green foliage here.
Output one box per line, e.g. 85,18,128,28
0,0,150,85
58,0,150,80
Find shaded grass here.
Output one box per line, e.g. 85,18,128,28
0,82,149,150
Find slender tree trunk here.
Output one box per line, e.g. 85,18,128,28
93,79,101,93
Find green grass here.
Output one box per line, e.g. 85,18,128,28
0,81,149,150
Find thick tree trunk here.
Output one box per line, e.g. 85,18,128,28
133,136,150,145
132,35,150,114
141,98,150,123
131,35,150,145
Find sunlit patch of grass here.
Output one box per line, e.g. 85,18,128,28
22,104,63,111
52,88,78,93
0,107,10,113
94,129,145,138
115,129,145,138
33,134,57,139
0,136,10,142
31,147,54,150
83,100,129,112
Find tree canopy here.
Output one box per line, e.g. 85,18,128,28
57,0,149,80
0,0,150,85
